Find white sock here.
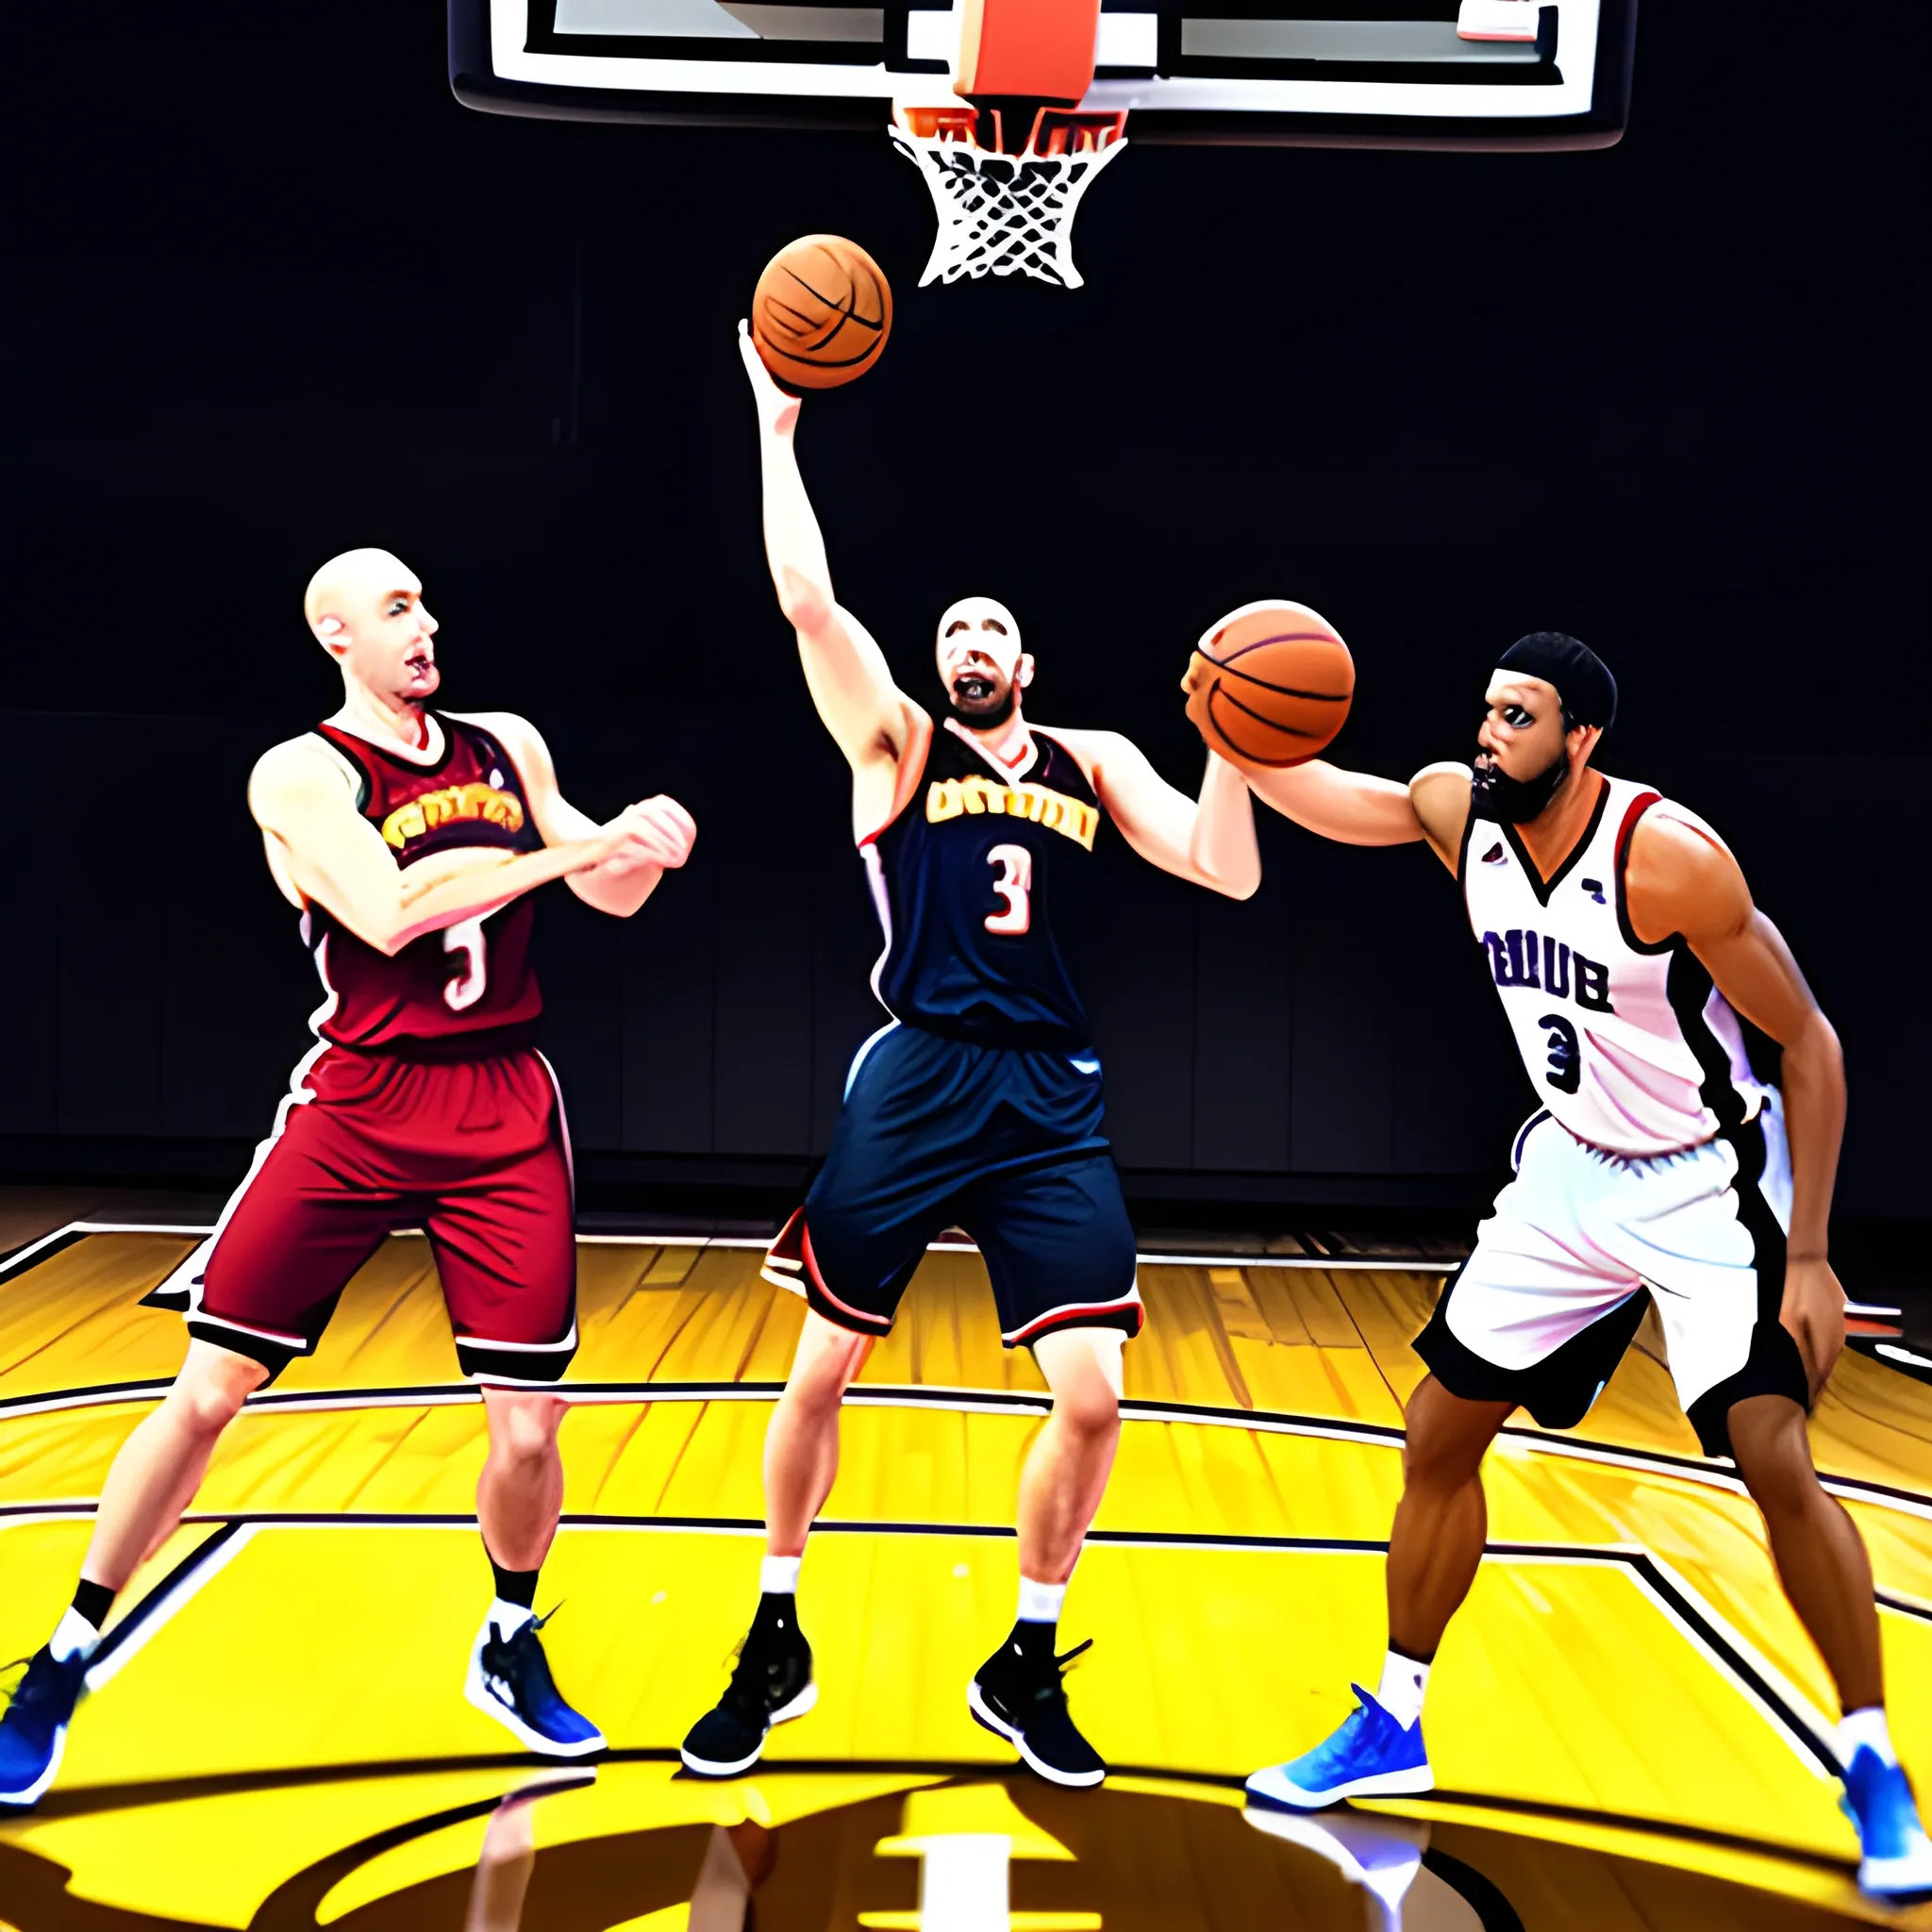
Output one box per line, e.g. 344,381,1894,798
1017,1576,1066,1624
488,1597,536,1637
48,1607,102,1665
1375,1648,1430,1729
1839,1705,1898,1770
760,1554,802,1596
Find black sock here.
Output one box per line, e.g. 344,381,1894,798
72,1579,115,1631
490,1557,539,1610
1389,1639,1436,1667
1009,1617,1058,1662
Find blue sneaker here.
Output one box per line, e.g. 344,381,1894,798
1842,1746,1932,1901
464,1609,606,1759
1245,1686,1433,1810
0,1646,90,1807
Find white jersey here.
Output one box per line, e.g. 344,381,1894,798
1459,774,1773,1158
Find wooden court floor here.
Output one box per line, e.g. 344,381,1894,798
0,1226,1928,1928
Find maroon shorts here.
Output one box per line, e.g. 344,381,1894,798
184,1041,576,1385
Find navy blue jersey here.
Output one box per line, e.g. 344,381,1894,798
863,721,1104,1048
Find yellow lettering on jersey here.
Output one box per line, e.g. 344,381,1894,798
924,777,1097,850
379,782,525,850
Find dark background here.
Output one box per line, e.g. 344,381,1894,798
1,6,1923,1255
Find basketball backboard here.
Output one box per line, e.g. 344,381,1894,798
450,1,1638,151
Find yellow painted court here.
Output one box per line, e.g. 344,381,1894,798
1,1226,1928,1927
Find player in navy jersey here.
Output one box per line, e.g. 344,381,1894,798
678,331,1262,1789
1191,632,1930,1901
0,548,695,1805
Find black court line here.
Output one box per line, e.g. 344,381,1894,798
0,1503,1840,1774
1877,1589,1932,1626
0,1227,92,1287
86,1521,245,1675
7,1374,1928,1522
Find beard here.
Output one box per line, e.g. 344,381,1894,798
945,672,1017,731
1471,746,1570,824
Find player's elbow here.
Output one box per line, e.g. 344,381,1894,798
1788,1008,1843,1087
776,567,832,635
356,911,414,957
1210,867,1261,902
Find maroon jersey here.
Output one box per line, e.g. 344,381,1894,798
304,714,545,1051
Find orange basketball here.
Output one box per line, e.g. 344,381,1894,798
750,235,892,391
1190,600,1355,767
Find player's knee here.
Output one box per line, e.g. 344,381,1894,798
1051,1375,1119,1442
170,1349,266,1435
786,1353,858,1420
1401,1424,1483,1491
1736,1441,1821,1524
787,1316,869,1410
1727,1395,1815,1518
487,1391,565,1465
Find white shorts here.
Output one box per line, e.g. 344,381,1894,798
1416,1099,1807,1457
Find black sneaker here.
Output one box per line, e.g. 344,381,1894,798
0,1646,90,1807
968,1631,1106,1788
464,1607,607,1758
680,1599,816,1777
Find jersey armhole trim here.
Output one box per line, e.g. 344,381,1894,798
1454,786,1479,891
857,709,935,847
1613,789,1674,956
308,728,375,816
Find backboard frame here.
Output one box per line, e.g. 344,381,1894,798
450,1,1639,152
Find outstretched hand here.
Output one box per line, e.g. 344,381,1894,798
738,320,800,439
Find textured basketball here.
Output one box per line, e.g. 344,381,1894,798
1191,600,1355,767
751,235,892,391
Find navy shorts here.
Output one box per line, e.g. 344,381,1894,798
763,1022,1142,1349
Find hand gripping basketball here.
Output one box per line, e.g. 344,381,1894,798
739,322,801,439
1184,600,1355,770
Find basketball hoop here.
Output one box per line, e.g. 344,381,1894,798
891,104,1127,291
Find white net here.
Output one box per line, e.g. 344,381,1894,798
891,110,1126,291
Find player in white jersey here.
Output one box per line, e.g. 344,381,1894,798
1191,632,1930,1901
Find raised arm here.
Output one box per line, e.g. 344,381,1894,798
454,712,694,919
1050,730,1260,899
1180,650,1462,860
740,325,924,776
1626,815,1848,1389
250,740,629,956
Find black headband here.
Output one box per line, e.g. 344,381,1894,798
1495,632,1617,732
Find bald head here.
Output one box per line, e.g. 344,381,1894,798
305,548,417,634
304,547,441,706
935,593,1032,727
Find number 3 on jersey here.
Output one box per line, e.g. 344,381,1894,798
442,917,489,1010
985,843,1033,935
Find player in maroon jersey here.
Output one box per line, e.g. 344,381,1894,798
0,548,694,1802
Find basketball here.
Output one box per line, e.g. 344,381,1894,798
1188,599,1355,767
750,235,893,391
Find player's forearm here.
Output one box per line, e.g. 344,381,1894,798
380,839,607,952
1188,753,1262,898
1779,1008,1845,1259
1247,762,1423,846
566,860,665,919
758,427,836,621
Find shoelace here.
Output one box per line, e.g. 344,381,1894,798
1014,1638,1095,1715
0,1655,33,1711
721,1627,806,1712
0,1650,78,1719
